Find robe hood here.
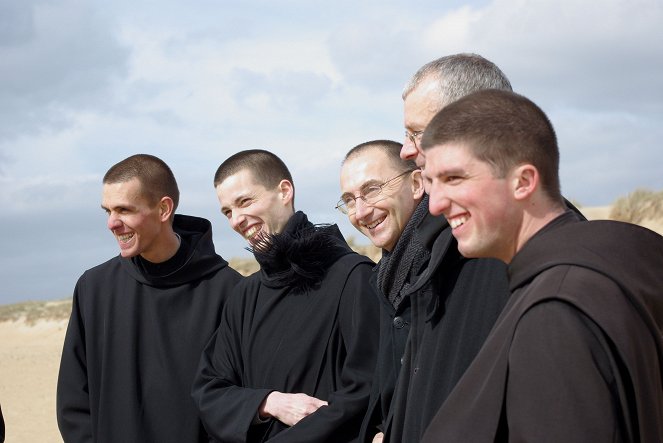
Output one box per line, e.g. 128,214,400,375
510,219,663,337
119,214,229,287
509,217,663,442
421,216,663,443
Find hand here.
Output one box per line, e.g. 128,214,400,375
259,391,328,427
372,432,384,443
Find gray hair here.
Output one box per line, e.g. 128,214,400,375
402,53,512,107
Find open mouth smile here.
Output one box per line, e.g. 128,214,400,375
117,233,135,243
363,216,386,231
243,225,263,241
448,215,468,229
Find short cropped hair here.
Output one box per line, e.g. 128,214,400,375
421,89,563,203
214,148,294,192
403,53,512,108
103,154,180,212
343,140,416,173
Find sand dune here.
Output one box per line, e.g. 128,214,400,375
578,205,611,220
0,320,67,442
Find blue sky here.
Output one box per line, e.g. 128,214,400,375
1,0,662,304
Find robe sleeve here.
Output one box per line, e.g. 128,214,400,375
506,301,623,442
266,261,380,443
191,288,273,443
56,278,94,443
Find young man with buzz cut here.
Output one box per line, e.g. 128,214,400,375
192,149,379,442
57,154,242,443
421,89,663,442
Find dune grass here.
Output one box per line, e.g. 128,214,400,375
0,299,72,325
610,188,663,225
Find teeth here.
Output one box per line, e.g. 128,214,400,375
118,233,134,243
363,217,385,230
449,216,468,229
244,225,261,240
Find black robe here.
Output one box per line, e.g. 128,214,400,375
384,213,510,443
359,195,433,443
358,268,414,442
57,214,242,443
192,213,380,442
422,212,663,442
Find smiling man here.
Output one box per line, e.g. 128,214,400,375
192,149,379,442
57,154,242,443
339,140,424,442
421,89,663,442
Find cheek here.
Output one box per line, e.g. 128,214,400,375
348,215,362,231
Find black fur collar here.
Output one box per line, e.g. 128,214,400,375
252,211,351,292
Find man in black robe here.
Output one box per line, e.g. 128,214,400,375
192,149,379,442
421,89,663,442
338,140,425,442
56,154,242,443
381,53,513,443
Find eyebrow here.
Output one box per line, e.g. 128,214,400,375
431,167,466,178
221,192,255,211
101,204,132,212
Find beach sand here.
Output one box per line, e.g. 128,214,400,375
0,319,67,443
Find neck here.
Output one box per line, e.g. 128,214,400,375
142,229,181,263
510,205,566,263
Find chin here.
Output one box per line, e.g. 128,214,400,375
368,236,385,250
457,243,479,259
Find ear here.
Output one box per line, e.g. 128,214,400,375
278,179,294,206
410,169,425,200
157,196,175,222
511,164,539,201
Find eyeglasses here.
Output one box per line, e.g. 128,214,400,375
405,130,425,149
335,170,414,215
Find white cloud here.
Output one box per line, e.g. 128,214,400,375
0,0,129,140
422,0,663,111
1,0,662,303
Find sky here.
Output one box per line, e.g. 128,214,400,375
1,0,662,305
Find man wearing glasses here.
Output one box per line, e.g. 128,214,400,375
388,54,513,443
338,135,508,443
338,140,424,442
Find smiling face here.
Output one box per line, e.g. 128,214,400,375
340,148,423,252
102,177,170,262
425,142,521,262
216,168,294,246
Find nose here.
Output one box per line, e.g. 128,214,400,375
107,212,122,231
353,198,372,220
427,185,451,217
400,137,418,160
230,210,245,231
